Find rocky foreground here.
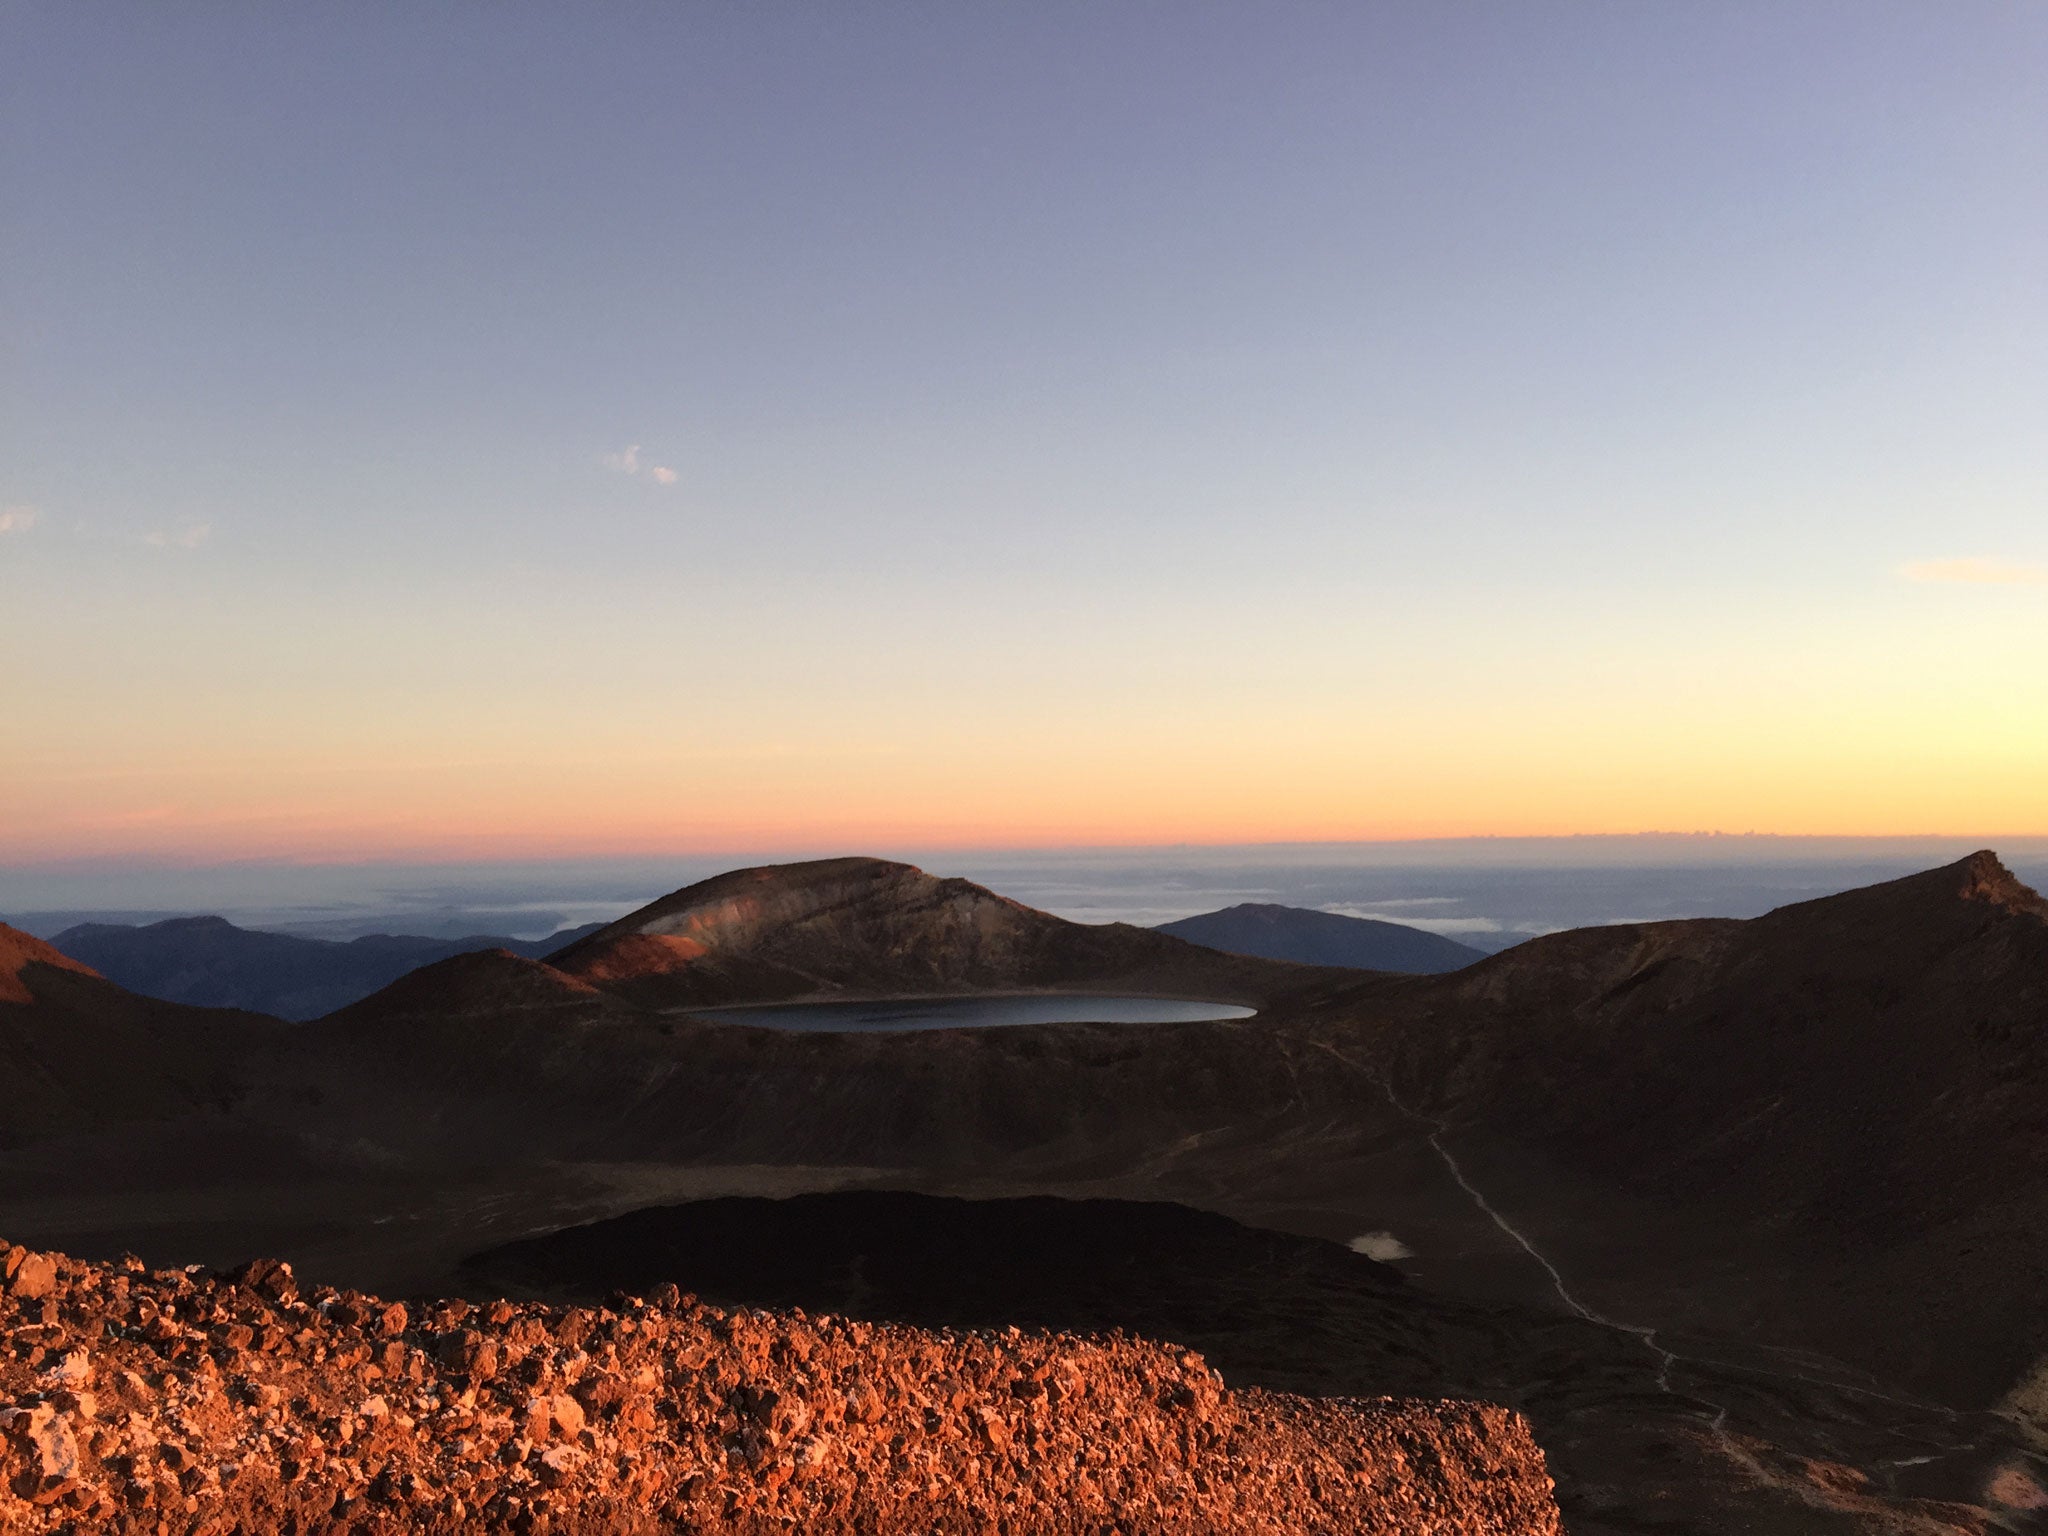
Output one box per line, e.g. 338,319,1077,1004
0,1241,1560,1535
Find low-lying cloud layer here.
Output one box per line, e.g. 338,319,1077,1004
1318,904,1507,936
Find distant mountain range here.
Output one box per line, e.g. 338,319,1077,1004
1155,902,1485,972
43,915,604,1021
22,878,1442,1019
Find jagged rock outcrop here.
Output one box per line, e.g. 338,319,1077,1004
0,1241,1562,1534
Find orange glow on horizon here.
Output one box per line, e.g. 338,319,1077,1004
8,579,2045,867
7,752,2046,869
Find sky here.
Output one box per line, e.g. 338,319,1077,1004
4,3,2046,867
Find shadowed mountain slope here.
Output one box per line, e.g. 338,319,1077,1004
321,948,609,1024
312,857,2048,1387
547,856,1317,1008
467,1191,2030,1535
0,922,279,1149
341,854,2048,1437
49,915,605,1020
1333,851,2048,1415
1157,901,1486,972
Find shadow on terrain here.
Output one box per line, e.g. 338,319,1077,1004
465,1191,2044,1536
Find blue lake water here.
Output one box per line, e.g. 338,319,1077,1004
691,995,1257,1032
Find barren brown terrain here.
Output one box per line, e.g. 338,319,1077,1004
0,1241,1558,1533
5,853,2048,1532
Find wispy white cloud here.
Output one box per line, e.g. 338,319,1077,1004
0,505,39,535
603,444,677,487
144,522,212,550
1898,557,2048,586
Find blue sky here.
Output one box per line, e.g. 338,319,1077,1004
4,4,2045,861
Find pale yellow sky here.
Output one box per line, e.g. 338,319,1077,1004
6,562,2043,863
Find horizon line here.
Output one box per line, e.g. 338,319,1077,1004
8,828,2048,875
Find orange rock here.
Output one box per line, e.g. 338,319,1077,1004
5,1250,56,1301
0,1242,1561,1534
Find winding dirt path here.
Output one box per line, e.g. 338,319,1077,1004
1306,1040,2007,1524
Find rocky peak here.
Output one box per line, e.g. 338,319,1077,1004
1949,849,2048,917
546,858,1065,998
532,856,1282,1010
559,858,1025,958
1744,849,2048,938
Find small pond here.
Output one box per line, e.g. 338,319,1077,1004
691,995,1257,1032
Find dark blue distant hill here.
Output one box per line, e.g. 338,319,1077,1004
1154,903,1484,973
45,916,605,1021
